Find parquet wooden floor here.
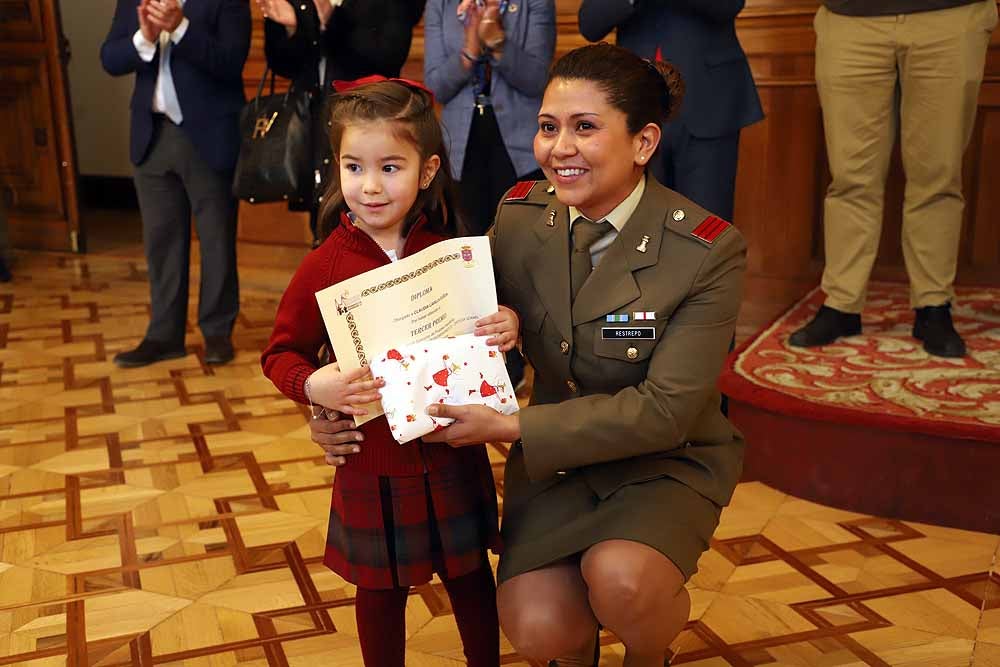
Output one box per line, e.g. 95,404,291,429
0,249,997,667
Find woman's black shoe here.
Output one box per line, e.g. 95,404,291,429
913,303,966,358
788,305,861,348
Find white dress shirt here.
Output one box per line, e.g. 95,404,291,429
132,0,189,124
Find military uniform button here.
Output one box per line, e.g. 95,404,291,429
626,346,638,360
546,185,555,194
672,209,686,222
566,379,578,393
559,340,570,354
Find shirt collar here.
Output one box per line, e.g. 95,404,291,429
568,175,645,232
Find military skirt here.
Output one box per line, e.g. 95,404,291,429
497,443,721,583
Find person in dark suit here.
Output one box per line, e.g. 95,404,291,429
257,0,425,243
578,0,762,221
101,0,251,367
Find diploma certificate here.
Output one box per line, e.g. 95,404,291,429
316,237,498,425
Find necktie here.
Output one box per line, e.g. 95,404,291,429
570,219,611,301
159,32,183,124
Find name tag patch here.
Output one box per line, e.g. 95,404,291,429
601,327,655,340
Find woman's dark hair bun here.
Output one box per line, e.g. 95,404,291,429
647,59,685,121
547,43,687,134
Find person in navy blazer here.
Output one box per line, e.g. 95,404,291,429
101,0,251,368
578,0,762,221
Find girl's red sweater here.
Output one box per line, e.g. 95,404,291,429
261,216,484,476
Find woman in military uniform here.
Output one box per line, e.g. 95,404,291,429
425,43,746,666
313,43,747,667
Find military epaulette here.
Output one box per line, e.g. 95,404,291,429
502,180,553,206
690,215,732,245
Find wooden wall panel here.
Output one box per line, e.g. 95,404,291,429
0,0,44,42
239,0,1000,319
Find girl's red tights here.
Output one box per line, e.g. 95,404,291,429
355,566,499,667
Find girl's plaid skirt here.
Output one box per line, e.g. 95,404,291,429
324,450,501,589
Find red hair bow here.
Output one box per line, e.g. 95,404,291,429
331,75,435,103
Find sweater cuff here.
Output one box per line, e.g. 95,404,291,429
284,364,314,405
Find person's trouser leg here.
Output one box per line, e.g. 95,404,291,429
670,124,741,222
815,7,899,314
134,121,193,346
173,127,240,341
896,0,996,309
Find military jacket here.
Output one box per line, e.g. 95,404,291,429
488,177,747,507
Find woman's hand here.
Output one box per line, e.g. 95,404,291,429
307,363,385,416
309,410,363,466
478,0,506,51
461,0,484,58
475,305,519,352
421,404,520,446
257,0,297,32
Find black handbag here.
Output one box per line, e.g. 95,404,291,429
232,68,312,204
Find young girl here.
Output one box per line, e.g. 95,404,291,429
261,77,516,667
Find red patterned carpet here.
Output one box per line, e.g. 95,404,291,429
720,283,1000,532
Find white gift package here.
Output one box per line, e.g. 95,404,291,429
368,333,520,444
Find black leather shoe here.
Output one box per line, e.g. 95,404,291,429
0,257,11,283
788,305,861,348
204,336,235,365
114,339,186,368
913,303,966,358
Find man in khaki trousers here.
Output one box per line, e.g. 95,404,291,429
791,0,997,357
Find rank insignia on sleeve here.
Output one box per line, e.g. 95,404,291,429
691,216,731,244
504,181,536,202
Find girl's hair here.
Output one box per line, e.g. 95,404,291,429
317,80,463,240
547,43,685,135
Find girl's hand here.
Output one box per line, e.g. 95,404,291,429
475,305,519,352
422,404,520,446
257,0,297,31
307,363,385,416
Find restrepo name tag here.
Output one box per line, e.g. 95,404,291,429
601,327,655,340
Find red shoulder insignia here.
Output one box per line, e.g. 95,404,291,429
691,216,731,244
505,181,536,202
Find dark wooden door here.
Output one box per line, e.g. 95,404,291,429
0,0,80,251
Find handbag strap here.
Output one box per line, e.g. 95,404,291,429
253,66,271,108
254,65,301,107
